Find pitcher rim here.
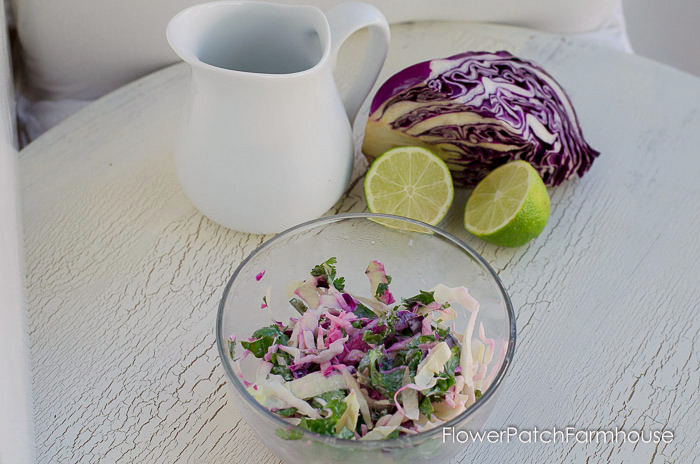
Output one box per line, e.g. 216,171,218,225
166,0,331,78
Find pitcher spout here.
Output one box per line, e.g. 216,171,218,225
166,1,330,77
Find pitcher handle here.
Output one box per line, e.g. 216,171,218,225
326,2,390,124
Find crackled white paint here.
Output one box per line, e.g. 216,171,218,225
20,22,699,463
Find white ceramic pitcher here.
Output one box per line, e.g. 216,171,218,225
166,1,389,233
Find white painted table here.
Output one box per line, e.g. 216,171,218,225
20,22,699,463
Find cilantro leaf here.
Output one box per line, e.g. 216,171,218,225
435,326,450,340
332,277,345,292
310,257,337,277
358,349,406,399
299,390,349,437
310,257,345,291
403,290,436,308
361,307,398,345
354,302,378,319
419,396,434,419
312,390,347,405
275,427,303,440
298,416,337,436
268,349,294,381
394,346,423,377
240,325,289,358
444,345,460,374
406,334,436,349
386,428,400,439
475,389,482,400
336,428,355,439
376,282,389,299
276,407,298,417
361,323,391,345
270,364,293,381
362,329,387,345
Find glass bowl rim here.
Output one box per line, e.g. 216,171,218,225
216,212,516,449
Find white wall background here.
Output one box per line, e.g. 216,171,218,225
624,0,700,77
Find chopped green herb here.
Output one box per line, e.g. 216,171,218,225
312,390,347,405
403,290,435,307
276,407,298,417
310,257,337,277
270,363,293,381
227,338,236,360
362,330,385,345
289,297,307,315
475,389,482,400
240,325,289,358
299,390,349,437
354,302,378,319
361,306,399,345
358,349,406,399
275,427,303,440
394,346,423,377
419,396,434,419
376,282,390,299
332,277,346,292
444,345,460,374
435,326,450,340
310,257,345,291
336,428,355,439
406,334,437,349
423,346,460,399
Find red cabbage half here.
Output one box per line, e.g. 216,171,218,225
362,51,599,186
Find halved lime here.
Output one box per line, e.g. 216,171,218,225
364,146,454,230
464,160,550,247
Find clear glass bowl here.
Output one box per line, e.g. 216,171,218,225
216,213,516,463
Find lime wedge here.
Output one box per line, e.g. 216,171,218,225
364,146,454,230
464,160,550,247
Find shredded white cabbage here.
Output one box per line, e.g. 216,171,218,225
277,345,301,362
413,341,452,390
433,398,467,421
401,370,420,421
286,281,304,298
288,372,346,399
430,284,480,395
295,336,347,365
335,390,360,434
360,426,398,440
337,366,373,428
264,381,321,419
294,278,320,308
352,294,390,315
